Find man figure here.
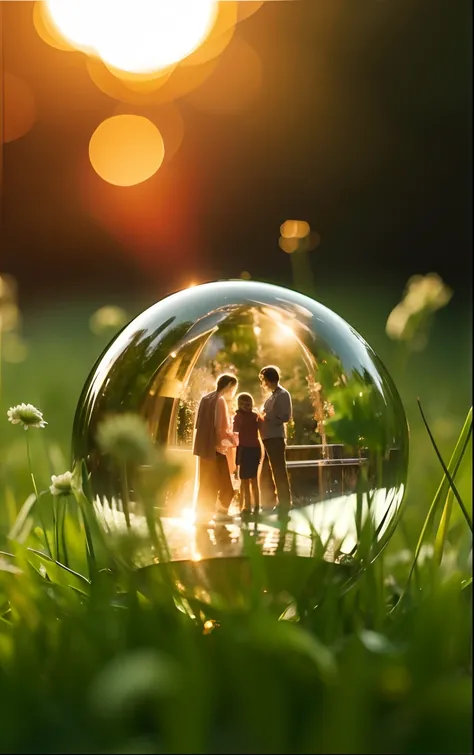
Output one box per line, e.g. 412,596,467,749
258,365,293,518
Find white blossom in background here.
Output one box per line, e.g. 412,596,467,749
50,471,73,497
90,305,128,336
0,273,20,334
403,273,453,313
386,273,453,348
7,403,47,430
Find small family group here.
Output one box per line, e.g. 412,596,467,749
193,365,293,522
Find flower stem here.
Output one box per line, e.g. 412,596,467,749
26,431,52,557
61,498,69,568
26,431,39,499
53,496,59,562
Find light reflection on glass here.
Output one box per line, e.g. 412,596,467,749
74,280,408,565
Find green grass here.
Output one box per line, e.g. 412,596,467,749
0,289,472,754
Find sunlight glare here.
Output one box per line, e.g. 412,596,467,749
181,507,196,529
278,323,294,340
45,0,97,51
45,0,218,74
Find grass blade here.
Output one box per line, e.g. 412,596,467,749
418,400,472,532
433,489,454,566
8,493,38,543
27,548,91,594
394,406,473,608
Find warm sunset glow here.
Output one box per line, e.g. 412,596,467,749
186,37,262,115
33,1,75,52
4,72,37,144
237,1,265,25
89,115,165,187
45,0,218,74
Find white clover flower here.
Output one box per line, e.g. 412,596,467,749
50,471,73,497
7,403,47,430
96,413,153,465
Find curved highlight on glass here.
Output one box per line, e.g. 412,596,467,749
73,280,409,565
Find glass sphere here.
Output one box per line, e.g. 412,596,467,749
73,280,408,565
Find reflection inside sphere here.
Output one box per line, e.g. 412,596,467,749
73,280,408,565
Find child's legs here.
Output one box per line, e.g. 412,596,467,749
240,479,251,510
250,477,260,511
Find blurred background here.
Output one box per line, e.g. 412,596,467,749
0,0,471,537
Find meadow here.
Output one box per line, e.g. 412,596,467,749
0,280,471,754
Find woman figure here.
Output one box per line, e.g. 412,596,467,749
193,373,238,521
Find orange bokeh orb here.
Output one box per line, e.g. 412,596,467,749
33,1,75,52
278,237,301,254
186,37,262,115
89,115,165,186
113,102,185,164
4,72,37,144
280,220,311,240
237,1,265,24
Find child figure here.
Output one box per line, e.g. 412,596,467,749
233,393,262,517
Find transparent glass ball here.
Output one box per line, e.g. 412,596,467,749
73,280,408,565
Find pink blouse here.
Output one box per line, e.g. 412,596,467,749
215,395,237,454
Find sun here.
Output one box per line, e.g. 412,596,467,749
44,0,218,74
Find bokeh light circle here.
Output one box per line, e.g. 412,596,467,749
236,1,265,24
89,115,165,187
73,281,408,565
45,0,218,74
33,1,75,52
279,237,301,254
186,37,262,115
3,72,37,144
280,220,311,240
112,102,185,164
86,56,175,105
86,51,221,107
180,0,237,68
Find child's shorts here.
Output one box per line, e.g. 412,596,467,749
236,446,261,480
